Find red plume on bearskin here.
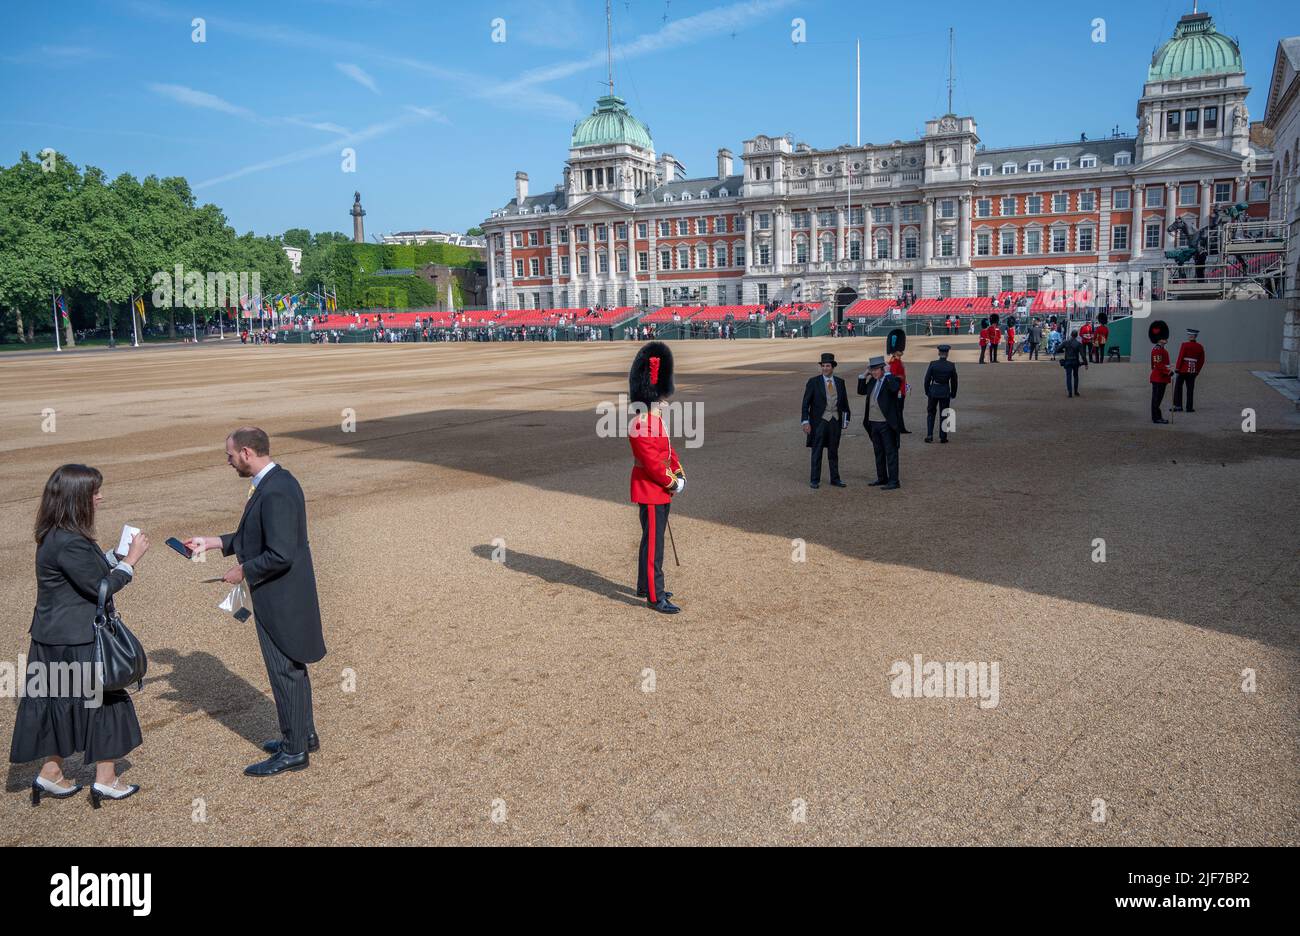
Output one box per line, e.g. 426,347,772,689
629,341,675,405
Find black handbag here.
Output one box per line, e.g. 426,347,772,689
93,578,147,692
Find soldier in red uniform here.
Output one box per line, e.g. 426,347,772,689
988,313,1002,363
887,328,910,433
1079,317,1094,361
978,318,990,364
1093,312,1110,363
1148,320,1173,424
1172,328,1205,413
1004,318,1016,361
628,342,684,614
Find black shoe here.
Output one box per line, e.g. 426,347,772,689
89,780,139,809
830,480,847,487
881,482,901,490
924,437,933,443
1067,393,1073,398
1186,408,1196,413
261,733,320,755
900,429,911,434
868,480,886,487
244,749,309,777
647,597,680,614
1171,406,1183,412
809,481,820,489
31,776,82,806
1153,418,1170,424
940,437,948,443
635,590,672,599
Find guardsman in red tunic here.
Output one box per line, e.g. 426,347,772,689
988,313,1002,363
1079,318,1094,359
629,342,683,614
1172,328,1205,413
1005,320,1016,361
978,318,990,364
1148,320,1173,424
887,328,910,433
1093,312,1110,363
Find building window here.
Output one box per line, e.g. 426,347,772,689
1146,187,1164,208
904,233,918,259
695,218,707,235
1145,223,1162,249
1204,106,1218,130
758,213,772,230
939,276,952,298
795,238,809,263
714,216,726,232
1113,189,1131,210
1114,152,1132,166
793,212,810,229
976,232,991,256
1079,191,1096,211
901,278,913,295
1179,184,1197,206
1078,228,1094,252
617,252,628,273
875,235,890,259
850,207,865,225
1051,229,1067,253
559,228,569,244
758,242,771,265
595,224,607,241
1112,225,1129,251
676,219,689,236
1000,230,1016,255
1001,196,1016,216
639,288,649,306
1027,195,1043,214
1025,274,1040,292
637,222,648,239
873,207,893,223
976,276,989,297
819,236,835,262
677,246,689,269
1053,193,1069,213
512,232,524,248
528,231,539,247
560,256,570,275
1026,230,1042,254
901,204,922,222
1185,108,1199,130
757,284,768,304
577,226,589,243
1166,110,1181,133
849,235,862,260
658,220,671,237
976,198,991,218
1250,180,1268,201
1053,158,1069,170
1214,182,1232,203
939,233,954,258
1002,162,1018,175
1001,275,1014,292
1027,160,1043,173
716,244,728,267
1080,155,1097,169
659,249,671,270
514,259,524,277
939,200,956,219
578,254,590,274
735,243,745,266
527,258,538,276
817,210,834,227
637,251,648,272
978,164,992,177
597,252,608,273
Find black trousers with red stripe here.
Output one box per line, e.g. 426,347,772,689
637,502,670,602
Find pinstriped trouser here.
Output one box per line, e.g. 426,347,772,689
255,619,316,756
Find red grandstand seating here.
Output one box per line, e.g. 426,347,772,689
841,299,897,319
1031,289,1091,311
771,302,823,321
641,306,700,324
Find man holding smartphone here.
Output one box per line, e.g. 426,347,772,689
186,427,325,777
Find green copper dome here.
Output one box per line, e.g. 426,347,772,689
1148,12,1242,81
571,95,653,151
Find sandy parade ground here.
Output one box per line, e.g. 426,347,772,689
1,334,1297,846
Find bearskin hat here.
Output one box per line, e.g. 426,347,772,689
1006,315,1017,328
980,318,989,329
990,312,1000,326
887,328,906,355
1148,320,1170,344
629,341,675,405
1097,311,1109,326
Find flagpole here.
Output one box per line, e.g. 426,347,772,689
131,295,140,348
52,292,61,352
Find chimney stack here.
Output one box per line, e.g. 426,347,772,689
515,171,529,206
717,148,733,180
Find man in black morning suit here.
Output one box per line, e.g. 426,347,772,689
857,355,904,490
187,427,326,777
801,352,851,489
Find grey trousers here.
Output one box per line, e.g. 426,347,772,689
255,619,316,756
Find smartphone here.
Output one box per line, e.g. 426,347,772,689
165,537,193,559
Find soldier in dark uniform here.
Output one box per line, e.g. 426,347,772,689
801,352,850,489
922,344,958,443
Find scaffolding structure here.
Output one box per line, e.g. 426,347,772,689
1160,218,1288,299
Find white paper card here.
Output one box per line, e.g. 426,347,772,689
116,525,141,557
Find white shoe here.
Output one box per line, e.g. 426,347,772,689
90,779,140,807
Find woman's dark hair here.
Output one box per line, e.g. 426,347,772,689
34,464,102,545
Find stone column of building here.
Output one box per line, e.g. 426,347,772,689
891,200,901,262
922,197,935,267
486,235,497,308
607,220,617,306
567,224,578,307
1098,185,1113,255
1164,181,1177,250
503,231,515,310
647,218,659,307
1199,178,1213,229
549,224,560,308
1132,184,1145,261
744,209,754,274
837,206,847,263
958,195,971,267
808,207,818,266
587,225,598,302
863,198,873,265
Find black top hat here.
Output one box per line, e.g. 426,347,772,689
819,352,837,367
1148,320,1169,343
629,341,675,405
887,328,906,355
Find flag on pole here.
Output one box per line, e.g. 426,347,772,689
56,295,69,322
134,297,146,322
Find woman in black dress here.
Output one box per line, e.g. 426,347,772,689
11,464,150,806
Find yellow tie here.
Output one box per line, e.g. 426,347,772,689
247,482,255,500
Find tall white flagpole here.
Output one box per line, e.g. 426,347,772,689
856,39,861,147
52,292,61,352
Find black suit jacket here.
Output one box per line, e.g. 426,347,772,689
222,466,326,664
923,359,959,399
802,374,851,425
31,528,132,645
856,374,903,432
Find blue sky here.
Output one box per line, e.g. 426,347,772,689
1,0,1293,238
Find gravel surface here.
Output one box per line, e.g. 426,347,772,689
1,335,1297,845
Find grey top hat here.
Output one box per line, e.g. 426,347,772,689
867,355,886,369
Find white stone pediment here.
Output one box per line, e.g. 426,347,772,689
1136,143,1250,174
565,194,627,216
